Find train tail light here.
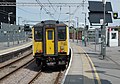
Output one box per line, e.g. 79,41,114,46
36,50,42,53
39,50,42,53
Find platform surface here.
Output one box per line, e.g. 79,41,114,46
64,42,100,84
0,40,32,56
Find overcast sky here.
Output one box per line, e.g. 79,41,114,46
16,0,120,27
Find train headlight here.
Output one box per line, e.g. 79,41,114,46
60,46,64,52
60,46,64,50
36,50,39,53
36,50,42,53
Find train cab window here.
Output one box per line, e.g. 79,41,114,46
48,30,53,40
58,26,66,40
34,29,42,41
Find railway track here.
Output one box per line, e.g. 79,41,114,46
54,71,62,84
0,51,32,69
0,53,34,81
28,69,42,84
26,66,66,84
0,53,68,84
28,68,64,84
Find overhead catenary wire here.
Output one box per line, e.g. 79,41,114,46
35,0,55,20
47,0,57,13
39,6,42,20
36,0,55,19
0,1,88,24
70,0,87,22
17,7,40,15
58,6,62,21
70,5,81,20
82,0,87,10
47,0,59,18
0,2,88,7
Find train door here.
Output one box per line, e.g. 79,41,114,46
46,29,55,55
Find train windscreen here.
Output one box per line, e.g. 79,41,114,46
58,26,66,40
34,28,42,41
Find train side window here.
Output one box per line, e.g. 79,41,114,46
58,26,66,40
48,30,53,40
34,29,42,41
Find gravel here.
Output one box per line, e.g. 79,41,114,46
0,54,33,80
0,61,40,84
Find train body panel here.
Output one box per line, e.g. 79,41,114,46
33,42,43,56
32,28,43,56
58,41,68,55
32,20,70,66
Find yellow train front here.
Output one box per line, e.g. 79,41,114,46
32,20,70,67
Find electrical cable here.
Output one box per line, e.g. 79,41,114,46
35,0,55,19
47,0,56,12
58,6,61,21
17,7,40,14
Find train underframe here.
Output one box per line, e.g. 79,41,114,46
34,55,70,68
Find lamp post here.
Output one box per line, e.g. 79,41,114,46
82,12,87,46
101,0,106,59
18,17,22,25
8,12,13,24
18,27,21,44
82,12,86,35
66,6,75,42
76,17,79,43
7,12,13,47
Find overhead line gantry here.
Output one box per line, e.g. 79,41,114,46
0,2,88,7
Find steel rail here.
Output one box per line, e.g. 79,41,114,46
0,58,34,81
0,52,32,69
28,69,42,84
54,71,62,84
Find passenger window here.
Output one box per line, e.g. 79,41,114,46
58,26,66,40
35,29,42,41
48,30,53,40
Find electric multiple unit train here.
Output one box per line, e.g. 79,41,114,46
32,20,70,67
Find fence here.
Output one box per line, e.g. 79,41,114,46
0,23,29,46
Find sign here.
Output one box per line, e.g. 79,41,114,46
100,19,103,25
88,1,113,25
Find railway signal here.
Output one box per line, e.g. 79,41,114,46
88,1,113,59
24,24,31,31
113,12,118,19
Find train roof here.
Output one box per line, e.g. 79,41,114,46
33,20,67,28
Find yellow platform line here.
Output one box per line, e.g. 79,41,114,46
80,47,101,84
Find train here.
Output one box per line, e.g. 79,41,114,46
32,20,71,67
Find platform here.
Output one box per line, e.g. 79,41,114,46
0,41,32,56
63,42,101,84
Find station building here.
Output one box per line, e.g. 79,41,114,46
0,0,16,25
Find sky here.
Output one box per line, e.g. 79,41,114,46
16,0,120,27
